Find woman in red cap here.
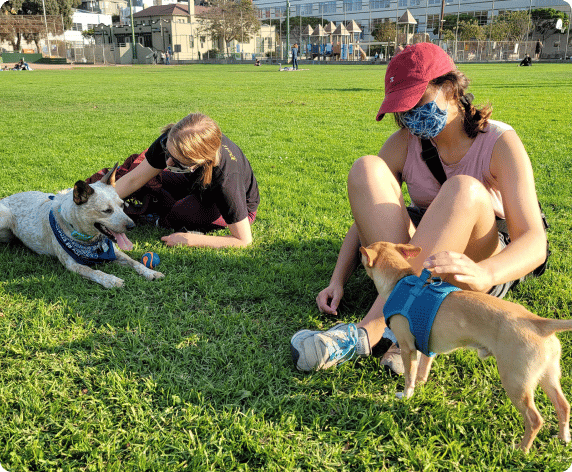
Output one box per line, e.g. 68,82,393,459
291,42,548,375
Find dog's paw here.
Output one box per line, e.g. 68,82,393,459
396,390,415,400
100,276,125,289
146,270,165,280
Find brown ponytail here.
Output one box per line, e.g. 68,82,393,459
431,70,492,138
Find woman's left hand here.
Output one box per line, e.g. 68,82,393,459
423,251,494,293
161,232,192,247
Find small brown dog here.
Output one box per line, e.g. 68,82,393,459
360,241,572,452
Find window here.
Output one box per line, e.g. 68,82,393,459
174,44,182,53
398,0,407,6
369,0,390,9
318,1,336,14
344,0,362,11
428,0,440,5
72,23,82,31
426,14,440,30
470,10,489,26
301,3,313,15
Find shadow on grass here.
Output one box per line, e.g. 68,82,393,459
0,231,569,470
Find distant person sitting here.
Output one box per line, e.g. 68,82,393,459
254,59,261,66
15,58,30,70
519,54,532,66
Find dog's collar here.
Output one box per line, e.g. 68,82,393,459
48,209,116,266
48,195,95,242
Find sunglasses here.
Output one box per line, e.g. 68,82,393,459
161,138,196,173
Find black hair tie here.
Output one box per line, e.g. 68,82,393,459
460,93,474,107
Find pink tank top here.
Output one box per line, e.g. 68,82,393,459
402,120,513,219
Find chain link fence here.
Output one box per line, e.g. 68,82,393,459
441,40,566,62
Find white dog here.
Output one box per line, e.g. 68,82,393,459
0,164,164,288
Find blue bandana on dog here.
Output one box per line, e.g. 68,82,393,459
49,209,116,266
383,269,461,357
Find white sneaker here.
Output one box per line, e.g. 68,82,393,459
290,323,371,372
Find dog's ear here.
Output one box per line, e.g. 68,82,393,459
100,162,119,187
359,246,377,267
73,180,95,205
396,244,422,260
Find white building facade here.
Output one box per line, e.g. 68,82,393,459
253,0,571,41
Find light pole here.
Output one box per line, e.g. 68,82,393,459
286,0,290,59
129,0,137,61
438,0,445,45
41,0,51,57
563,0,572,60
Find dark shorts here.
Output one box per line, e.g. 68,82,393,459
406,207,548,299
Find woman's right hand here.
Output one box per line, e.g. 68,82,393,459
316,284,344,316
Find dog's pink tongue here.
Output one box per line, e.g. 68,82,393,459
111,231,133,251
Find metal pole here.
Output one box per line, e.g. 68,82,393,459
286,0,290,60
565,6,571,61
129,0,137,61
41,0,51,57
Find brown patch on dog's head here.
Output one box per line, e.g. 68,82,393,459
100,162,119,187
73,180,95,205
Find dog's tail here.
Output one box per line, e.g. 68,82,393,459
536,318,572,337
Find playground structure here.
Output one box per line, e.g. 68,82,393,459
305,20,366,61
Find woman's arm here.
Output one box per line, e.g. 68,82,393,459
114,158,163,200
316,223,362,315
478,129,547,283
160,217,253,248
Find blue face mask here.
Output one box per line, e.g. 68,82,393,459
400,88,448,139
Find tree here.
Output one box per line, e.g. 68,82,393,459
197,0,260,55
372,20,396,43
490,11,531,41
1,0,78,51
531,8,569,41
457,19,486,41
437,13,475,38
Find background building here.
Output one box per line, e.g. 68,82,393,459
252,0,571,46
94,2,276,61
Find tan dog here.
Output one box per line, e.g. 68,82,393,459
360,241,571,452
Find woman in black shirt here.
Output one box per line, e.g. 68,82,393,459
115,113,259,248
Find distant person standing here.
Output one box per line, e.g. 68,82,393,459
165,50,171,65
535,40,543,59
292,43,299,70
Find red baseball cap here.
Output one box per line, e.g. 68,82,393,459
376,43,455,121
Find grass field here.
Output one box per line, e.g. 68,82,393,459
0,62,572,471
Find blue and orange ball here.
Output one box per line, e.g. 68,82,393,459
141,252,160,269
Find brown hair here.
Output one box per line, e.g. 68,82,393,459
162,113,222,186
394,69,492,139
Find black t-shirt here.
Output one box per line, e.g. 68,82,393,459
145,132,260,225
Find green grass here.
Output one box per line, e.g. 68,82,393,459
0,62,571,471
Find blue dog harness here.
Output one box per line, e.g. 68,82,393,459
383,269,461,357
48,206,116,266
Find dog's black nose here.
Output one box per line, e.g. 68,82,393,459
127,221,135,231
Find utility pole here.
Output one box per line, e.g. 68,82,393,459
286,0,290,60
129,0,137,62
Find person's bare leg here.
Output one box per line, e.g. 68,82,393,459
348,157,501,348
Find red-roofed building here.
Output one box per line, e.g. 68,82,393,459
94,2,275,62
